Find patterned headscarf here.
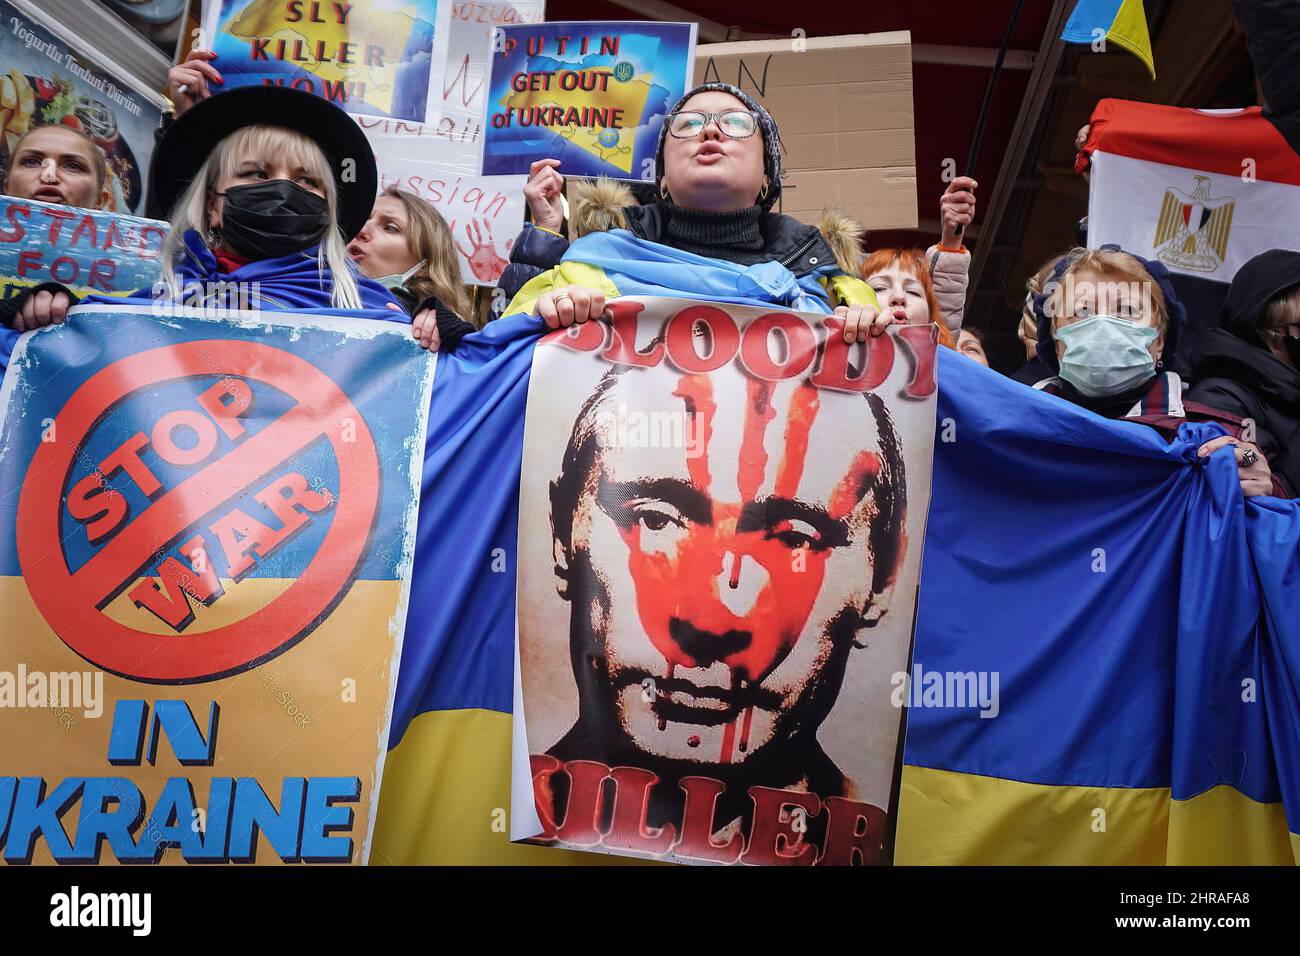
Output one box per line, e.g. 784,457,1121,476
655,82,782,210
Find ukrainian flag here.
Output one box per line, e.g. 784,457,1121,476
371,314,654,865
1061,0,1157,80
895,351,1300,865
374,247,1300,867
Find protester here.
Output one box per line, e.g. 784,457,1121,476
499,137,974,351
854,175,977,346
2,85,401,339
349,186,476,351
0,125,112,334
496,83,881,335
146,86,401,316
956,327,990,366
930,175,977,334
1186,249,1300,496
1032,245,1278,496
3,125,109,209
1235,0,1300,155
860,248,955,347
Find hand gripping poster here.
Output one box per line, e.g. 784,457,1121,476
203,0,443,122
514,297,936,865
482,21,697,180
0,304,434,864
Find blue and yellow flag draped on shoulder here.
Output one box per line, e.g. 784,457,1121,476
374,238,1300,865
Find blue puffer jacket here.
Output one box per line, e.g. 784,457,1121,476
498,222,570,305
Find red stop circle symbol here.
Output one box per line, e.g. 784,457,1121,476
16,340,379,683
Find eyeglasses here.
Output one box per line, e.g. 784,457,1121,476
666,109,759,139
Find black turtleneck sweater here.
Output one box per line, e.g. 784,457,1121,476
661,202,769,265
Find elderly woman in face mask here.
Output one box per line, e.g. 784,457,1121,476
1031,245,1280,497
498,82,882,333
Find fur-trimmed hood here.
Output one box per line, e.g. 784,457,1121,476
567,177,863,275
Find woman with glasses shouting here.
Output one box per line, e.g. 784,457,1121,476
495,82,891,342
1187,249,1300,496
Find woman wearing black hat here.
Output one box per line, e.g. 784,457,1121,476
1030,245,1278,497
145,85,401,315
1187,250,1300,496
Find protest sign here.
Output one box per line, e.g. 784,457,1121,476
0,0,164,214
0,304,434,864
512,296,936,864
694,33,917,229
356,114,525,285
203,0,443,122
0,195,166,302
424,0,545,172
483,21,697,180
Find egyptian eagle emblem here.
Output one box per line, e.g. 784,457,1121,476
1153,175,1235,273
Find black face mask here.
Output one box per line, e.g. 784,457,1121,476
216,179,330,259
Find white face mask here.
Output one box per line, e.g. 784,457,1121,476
1055,314,1159,397
375,259,426,290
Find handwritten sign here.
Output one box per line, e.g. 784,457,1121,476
355,115,525,286
424,0,545,172
694,33,917,230
203,0,443,122
483,20,696,180
0,195,166,302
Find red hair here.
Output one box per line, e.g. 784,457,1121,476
860,248,954,347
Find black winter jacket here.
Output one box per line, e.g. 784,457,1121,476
1188,328,1300,496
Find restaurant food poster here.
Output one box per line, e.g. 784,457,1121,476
0,0,164,214
0,304,434,864
513,296,937,864
203,0,443,122
482,20,696,180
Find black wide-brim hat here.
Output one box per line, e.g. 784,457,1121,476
147,85,377,240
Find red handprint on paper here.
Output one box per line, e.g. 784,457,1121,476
454,217,514,283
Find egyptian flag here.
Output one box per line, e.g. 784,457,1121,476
1080,99,1300,370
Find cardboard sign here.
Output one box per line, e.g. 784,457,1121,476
0,0,164,214
694,33,917,230
483,20,697,180
0,304,434,864
203,0,443,122
512,296,936,864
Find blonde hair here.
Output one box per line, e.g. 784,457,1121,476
1041,247,1168,337
157,124,361,309
1260,284,1300,332
380,186,473,322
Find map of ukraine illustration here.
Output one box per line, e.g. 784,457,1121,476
501,60,668,174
